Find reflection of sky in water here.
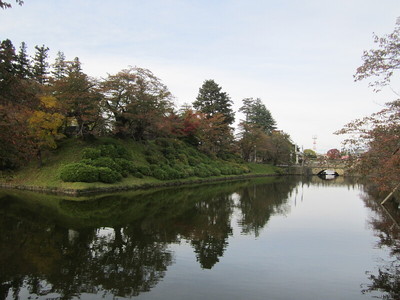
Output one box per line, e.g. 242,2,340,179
140,183,390,300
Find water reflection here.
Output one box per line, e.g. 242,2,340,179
361,186,400,299
0,176,398,299
0,177,298,299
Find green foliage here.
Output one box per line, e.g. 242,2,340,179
82,148,101,160
60,163,99,182
239,98,276,134
193,79,235,125
98,144,130,159
97,167,122,183
303,149,317,159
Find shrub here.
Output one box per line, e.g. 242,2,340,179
194,165,211,178
97,167,122,183
82,148,101,160
133,172,144,178
152,168,168,180
146,155,159,165
87,157,122,173
162,165,182,180
115,158,136,174
99,144,119,158
177,154,189,164
60,163,99,182
137,165,152,176
210,167,221,176
188,156,200,166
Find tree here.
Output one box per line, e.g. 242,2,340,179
354,18,400,92
28,96,64,167
101,66,173,140
0,39,39,169
239,97,276,134
0,0,23,9
337,18,400,191
193,79,235,125
303,149,317,159
32,45,50,84
238,98,277,162
238,123,269,162
52,57,103,137
15,42,31,79
52,51,68,80
264,131,294,165
326,148,341,160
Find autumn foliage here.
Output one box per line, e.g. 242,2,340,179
337,19,400,191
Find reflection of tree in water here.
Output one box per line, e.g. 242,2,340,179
0,177,301,298
0,196,173,300
361,186,400,299
189,193,233,269
236,177,297,236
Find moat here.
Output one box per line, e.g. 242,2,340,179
0,176,398,299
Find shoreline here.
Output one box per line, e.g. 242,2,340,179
0,173,283,196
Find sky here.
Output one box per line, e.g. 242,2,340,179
2,0,400,153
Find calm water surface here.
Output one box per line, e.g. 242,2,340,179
0,176,399,300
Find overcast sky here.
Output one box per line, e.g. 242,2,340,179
2,0,399,152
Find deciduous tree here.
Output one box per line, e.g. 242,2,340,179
337,18,400,191
28,96,64,167
101,66,173,140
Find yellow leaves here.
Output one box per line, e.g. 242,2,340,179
39,95,59,109
28,110,64,149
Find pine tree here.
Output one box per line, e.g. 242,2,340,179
32,44,49,84
52,51,67,79
15,42,31,79
193,79,235,125
239,98,276,134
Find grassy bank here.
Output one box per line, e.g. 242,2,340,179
0,137,280,195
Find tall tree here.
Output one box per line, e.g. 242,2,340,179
52,51,68,80
238,98,277,162
239,97,276,134
15,41,31,79
52,57,102,137
28,95,64,167
101,66,173,140
32,45,50,85
193,79,235,125
0,39,17,103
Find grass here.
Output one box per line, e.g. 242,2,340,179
2,137,280,193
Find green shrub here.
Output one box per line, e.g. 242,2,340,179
210,167,221,176
82,148,101,160
188,156,200,166
133,172,144,178
152,168,168,180
97,167,122,183
162,165,182,180
60,163,99,182
115,158,136,174
87,157,122,173
146,155,159,165
137,165,152,176
194,165,211,178
177,154,189,164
